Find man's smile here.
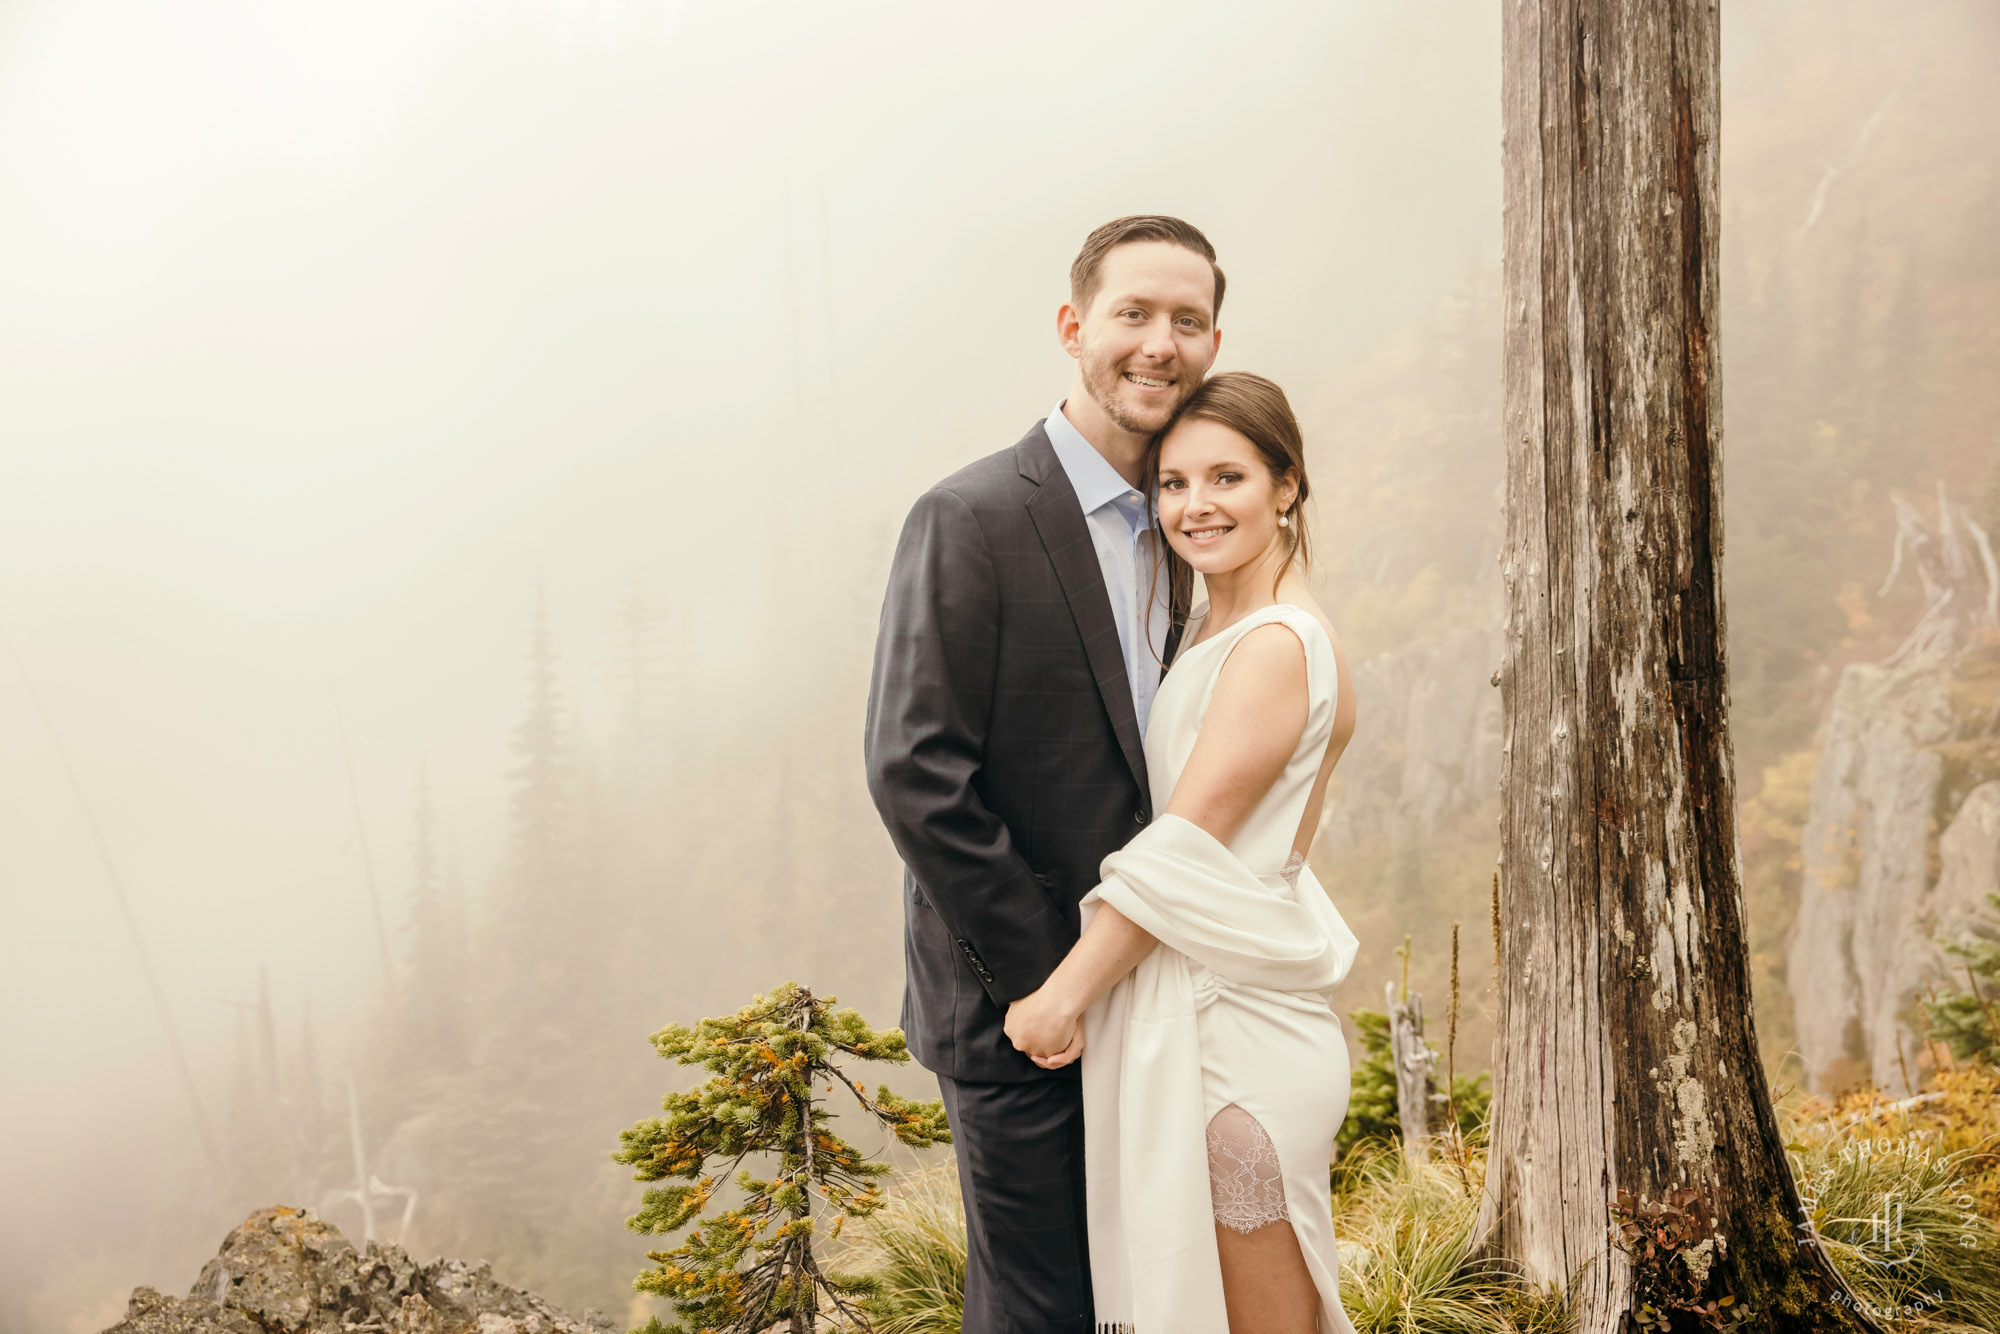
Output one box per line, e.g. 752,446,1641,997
1122,370,1175,391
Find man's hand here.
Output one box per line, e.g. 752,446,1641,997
1005,985,1082,1066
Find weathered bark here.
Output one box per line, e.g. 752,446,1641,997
1474,4,1884,1330
1386,981,1437,1167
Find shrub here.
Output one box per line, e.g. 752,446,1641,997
1926,890,2000,1070
1335,1007,1491,1195
1785,1078,2000,1332
613,983,949,1334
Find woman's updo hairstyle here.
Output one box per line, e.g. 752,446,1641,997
1157,371,1313,580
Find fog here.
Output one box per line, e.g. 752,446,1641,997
4,1,1994,1329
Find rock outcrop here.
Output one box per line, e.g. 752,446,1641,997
102,1206,619,1334
1787,487,2000,1094
1319,621,1503,853
1936,781,2000,945
1786,658,1992,1093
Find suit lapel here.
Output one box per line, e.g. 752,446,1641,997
1018,427,1149,794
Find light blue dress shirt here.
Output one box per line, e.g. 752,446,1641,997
1043,401,1172,738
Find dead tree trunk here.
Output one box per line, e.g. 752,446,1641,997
1386,981,1437,1167
1476,4,1884,1330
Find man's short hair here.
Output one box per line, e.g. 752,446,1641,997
1070,215,1226,323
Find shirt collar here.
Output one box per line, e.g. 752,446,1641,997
1044,400,1146,518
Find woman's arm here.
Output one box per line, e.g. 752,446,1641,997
1004,622,1311,1066
1004,904,1159,1064
1160,622,1310,845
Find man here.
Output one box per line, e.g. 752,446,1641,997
864,215,1225,1333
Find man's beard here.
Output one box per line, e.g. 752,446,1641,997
1079,345,1198,435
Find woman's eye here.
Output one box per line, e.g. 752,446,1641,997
1217,473,1241,484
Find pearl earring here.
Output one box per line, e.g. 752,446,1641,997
1278,512,1291,528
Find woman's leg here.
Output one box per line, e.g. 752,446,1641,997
1208,1103,1321,1333
1216,1219,1321,1333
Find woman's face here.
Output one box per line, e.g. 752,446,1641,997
1155,416,1297,578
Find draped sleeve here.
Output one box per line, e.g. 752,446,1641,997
1083,813,1359,994
1078,813,1360,1332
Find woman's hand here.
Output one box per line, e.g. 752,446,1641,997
1032,1025,1084,1070
999,901,1158,1070
1005,985,1082,1063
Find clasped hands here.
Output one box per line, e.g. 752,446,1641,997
1004,983,1085,1070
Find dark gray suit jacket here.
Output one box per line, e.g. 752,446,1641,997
864,421,1189,1083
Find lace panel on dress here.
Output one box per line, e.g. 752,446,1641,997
1280,850,1307,890
1206,1103,1289,1233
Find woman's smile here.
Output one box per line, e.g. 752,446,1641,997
1154,412,1301,581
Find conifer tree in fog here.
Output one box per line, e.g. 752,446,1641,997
487,581,592,1192
505,580,577,964
611,572,678,796
759,528,910,1024
602,572,701,992
414,581,632,1296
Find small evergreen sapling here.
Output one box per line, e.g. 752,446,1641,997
613,982,950,1334
1334,1007,1491,1183
1928,891,2000,1069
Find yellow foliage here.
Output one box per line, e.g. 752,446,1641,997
1790,1066,2000,1225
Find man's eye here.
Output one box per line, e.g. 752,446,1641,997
1177,318,1201,330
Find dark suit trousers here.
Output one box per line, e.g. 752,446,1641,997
937,1069,1094,1334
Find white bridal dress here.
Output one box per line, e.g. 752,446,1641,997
1080,602,1362,1334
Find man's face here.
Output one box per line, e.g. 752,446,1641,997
1064,241,1221,436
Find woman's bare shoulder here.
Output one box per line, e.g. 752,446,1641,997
1281,588,1355,721
1279,587,1342,652
1214,619,1312,691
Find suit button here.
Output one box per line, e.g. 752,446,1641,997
1134,809,1149,825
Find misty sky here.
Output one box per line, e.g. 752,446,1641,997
0,0,1502,1256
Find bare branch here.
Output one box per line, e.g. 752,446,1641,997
1961,513,1999,624
1800,92,1899,234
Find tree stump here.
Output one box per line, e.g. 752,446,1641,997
1386,980,1437,1168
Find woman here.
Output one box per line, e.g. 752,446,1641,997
1003,372,1362,1334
